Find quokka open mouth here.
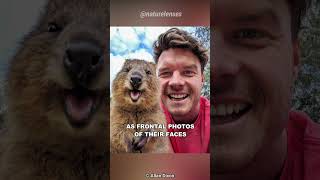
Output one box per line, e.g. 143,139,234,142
130,90,142,102
63,87,101,128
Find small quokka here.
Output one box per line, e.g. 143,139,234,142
111,59,171,153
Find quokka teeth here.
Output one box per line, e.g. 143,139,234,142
213,104,248,116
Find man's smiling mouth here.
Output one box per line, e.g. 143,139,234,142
212,103,252,125
168,93,189,101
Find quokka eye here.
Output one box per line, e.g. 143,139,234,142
146,70,151,75
123,67,130,72
47,22,61,32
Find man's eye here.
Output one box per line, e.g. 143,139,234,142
233,29,266,40
231,29,271,48
159,72,171,78
183,70,195,77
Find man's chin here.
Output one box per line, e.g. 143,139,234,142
212,151,254,174
212,141,258,174
168,109,188,117
167,108,190,121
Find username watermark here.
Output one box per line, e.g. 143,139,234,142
140,11,182,19
145,173,175,178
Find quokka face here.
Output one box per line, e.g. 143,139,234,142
112,59,160,111
6,0,109,142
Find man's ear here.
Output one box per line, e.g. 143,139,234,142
293,41,300,80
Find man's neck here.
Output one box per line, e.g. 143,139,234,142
214,130,287,180
172,102,201,124
172,112,198,124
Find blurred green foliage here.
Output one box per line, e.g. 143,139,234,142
292,0,320,122
193,27,210,100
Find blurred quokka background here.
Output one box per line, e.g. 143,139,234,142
0,0,110,179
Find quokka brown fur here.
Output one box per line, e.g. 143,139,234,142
111,59,171,153
0,0,109,179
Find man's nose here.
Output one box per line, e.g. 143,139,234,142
211,32,241,83
168,71,185,88
212,31,241,93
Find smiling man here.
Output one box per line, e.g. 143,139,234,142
153,28,210,153
212,0,320,179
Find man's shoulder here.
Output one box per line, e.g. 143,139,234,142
289,111,320,140
200,97,210,130
285,111,320,180
200,96,210,117
200,96,210,108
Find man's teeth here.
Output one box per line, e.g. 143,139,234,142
169,94,188,99
213,104,248,116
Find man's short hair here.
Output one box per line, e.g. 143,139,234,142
289,0,311,39
153,28,208,72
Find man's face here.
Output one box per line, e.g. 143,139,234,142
212,0,298,172
157,48,204,124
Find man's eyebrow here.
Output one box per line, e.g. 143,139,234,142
184,64,198,70
232,8,280,26
158,67,171,72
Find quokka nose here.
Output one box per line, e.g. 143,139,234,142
64,40,103,86
130,72,142,89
